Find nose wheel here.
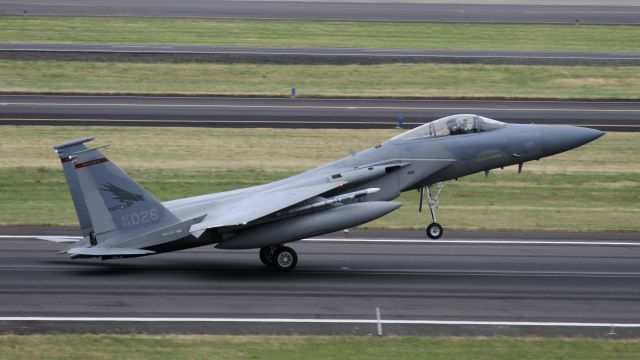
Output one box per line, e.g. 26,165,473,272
259,245,298,271
426,222,443,239
419,182,446,239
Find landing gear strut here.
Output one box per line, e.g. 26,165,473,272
419,182,446,239
259,245,298,271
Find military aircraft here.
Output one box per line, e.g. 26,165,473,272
43,114,603,271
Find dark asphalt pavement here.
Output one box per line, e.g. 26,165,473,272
1,95,638,131
3,43,640,66
1,1,639,24
1,229,640,335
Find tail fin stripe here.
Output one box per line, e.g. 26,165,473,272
74,157,109,169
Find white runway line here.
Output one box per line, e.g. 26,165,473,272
6,101,640,113
308,238,640,246
0,317,639,328
0,235,81,239
2,235,640,247
326,269,640,278
0,266,638,277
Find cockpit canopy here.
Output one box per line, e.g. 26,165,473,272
390,114,506,142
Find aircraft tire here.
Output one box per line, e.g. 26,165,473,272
272,246,298,272
426,223,443,239
259,247,275,267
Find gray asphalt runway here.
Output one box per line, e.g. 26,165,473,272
1,95,638,131
2,228,640,336
3,43,640,66
2,0,639,24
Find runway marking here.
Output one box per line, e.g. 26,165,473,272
0,317,639,328
323,269,640,278
1,266,639,278
0,12,639,25
4,47,640,61
0,118,638,129
308,238,640,246
1,236,80,239
2,94,640,105
4,101,640,112
3,235,640,247
0,118,424,125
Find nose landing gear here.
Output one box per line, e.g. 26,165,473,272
427,222,443,239
419,182,446,239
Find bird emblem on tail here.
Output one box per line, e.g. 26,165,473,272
100,182,144,211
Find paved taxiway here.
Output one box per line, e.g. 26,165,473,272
1,95,638,131
2,229,640,335
2,0,639,24
3,43,640,66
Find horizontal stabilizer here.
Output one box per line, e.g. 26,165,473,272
36,236,81,243
54,137,95,151
66,247,155,256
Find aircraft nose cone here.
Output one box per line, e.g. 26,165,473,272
539,125,604,157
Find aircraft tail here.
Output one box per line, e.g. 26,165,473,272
66,142,180,247
54,137,95,238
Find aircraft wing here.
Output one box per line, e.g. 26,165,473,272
189,180,346,235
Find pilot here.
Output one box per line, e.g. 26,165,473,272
446,118,464,135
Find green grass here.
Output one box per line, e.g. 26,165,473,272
1,126,638,232
1,335,640,360
1,60,639,99
2,17,640,52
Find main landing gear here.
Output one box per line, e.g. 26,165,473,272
259,245,298,271
419,182,446,239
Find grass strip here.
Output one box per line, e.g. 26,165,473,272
2,17,640,52
1,60,640,99
1,126,637,232
1,335,640,360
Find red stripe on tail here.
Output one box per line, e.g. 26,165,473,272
74,157,109,169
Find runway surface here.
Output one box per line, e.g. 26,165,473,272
1,228,640,335
1,95,638,131
3,43,639,66
2,0,640,24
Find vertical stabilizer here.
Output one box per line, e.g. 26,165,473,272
54,137,95,238
70,146,180,245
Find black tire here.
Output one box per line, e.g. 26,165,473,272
426,222,443,239
272,246,298,272
259,247,274,267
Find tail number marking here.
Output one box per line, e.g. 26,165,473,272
121,208,159,227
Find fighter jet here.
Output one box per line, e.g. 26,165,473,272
44,114,603,271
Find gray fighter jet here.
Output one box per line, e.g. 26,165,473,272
43,114,603,270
